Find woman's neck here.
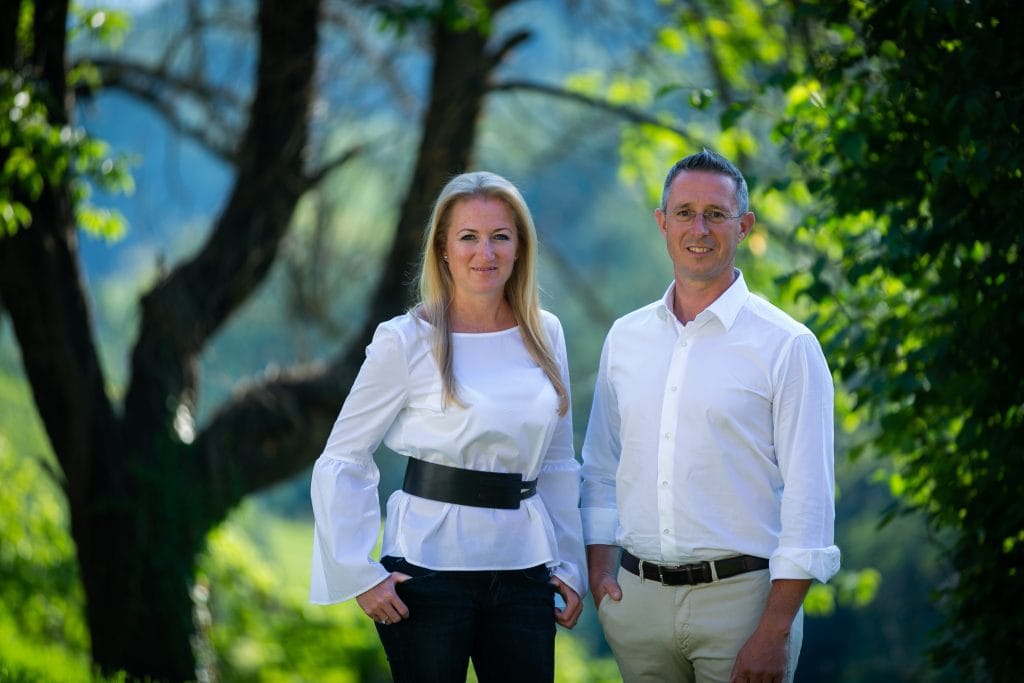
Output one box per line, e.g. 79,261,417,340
448,295,517,333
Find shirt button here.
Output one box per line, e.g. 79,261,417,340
671,386,678,392
680,340,688,347
663,529,671,535
663,432,671,439
661,480,669,487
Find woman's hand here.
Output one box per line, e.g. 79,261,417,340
550,575,583,629
356,572,411,625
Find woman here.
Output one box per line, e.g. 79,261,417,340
309,171,586,682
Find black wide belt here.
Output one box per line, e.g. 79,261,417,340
621,549,769,586
402,458,537,510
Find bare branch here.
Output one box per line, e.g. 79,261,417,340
488,28,531,68
491,78,700,142
79,57,243,161
542,241,617,331
193,359,352,504
322,4,420,116
84,56,246,114
301,142,364,192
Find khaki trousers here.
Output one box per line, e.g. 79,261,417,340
597,565,803,683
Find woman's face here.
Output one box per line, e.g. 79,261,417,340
443,197,519,301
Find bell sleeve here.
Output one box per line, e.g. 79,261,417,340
309,323,409,604
536,314,588,597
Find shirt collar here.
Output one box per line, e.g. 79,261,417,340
657,269,750,331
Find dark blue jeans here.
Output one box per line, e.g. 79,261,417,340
376,556,556,683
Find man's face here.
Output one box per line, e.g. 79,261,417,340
655,170,754,289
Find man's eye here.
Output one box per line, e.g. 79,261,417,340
709,210,726,220
676,210,695,219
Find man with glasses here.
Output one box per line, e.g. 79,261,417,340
581,149,840,682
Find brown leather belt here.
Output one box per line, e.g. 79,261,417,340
402,458,537,510
621,549,768,586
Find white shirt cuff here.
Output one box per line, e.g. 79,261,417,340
769,545,841,583
581,507,619,546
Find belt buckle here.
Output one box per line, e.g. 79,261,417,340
691,562,712,584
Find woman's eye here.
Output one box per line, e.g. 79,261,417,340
459,234,476,241
494,233,510,241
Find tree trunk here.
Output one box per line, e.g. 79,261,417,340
1,0,522,679
85,0,321,678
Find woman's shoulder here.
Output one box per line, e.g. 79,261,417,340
373,310,432,349
539,308,562,327
538,309,566,343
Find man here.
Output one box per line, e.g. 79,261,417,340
581,149,839,683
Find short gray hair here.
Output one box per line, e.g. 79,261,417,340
661,148,749,214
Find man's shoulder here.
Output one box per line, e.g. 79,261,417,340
742,293,814,339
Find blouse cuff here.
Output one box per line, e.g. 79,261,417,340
550,561,586,599
769,545,841,583
309,546,390,605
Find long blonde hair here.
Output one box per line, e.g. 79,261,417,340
416,171,568,416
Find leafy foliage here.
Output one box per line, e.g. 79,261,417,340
0,4,133,239
776,1,1024,678
0,421,91,681
197,519,391,683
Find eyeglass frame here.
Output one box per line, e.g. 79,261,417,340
660,207,746,226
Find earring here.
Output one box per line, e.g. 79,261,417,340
443,255,448,262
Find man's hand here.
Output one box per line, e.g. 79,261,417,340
586,544,623,609
729,626,788,683
729,578,810,683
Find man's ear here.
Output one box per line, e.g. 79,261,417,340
654,208,668,236
738,211,756,240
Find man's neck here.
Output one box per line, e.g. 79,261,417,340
672,270,737,325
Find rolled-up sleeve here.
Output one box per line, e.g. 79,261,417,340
580,334,622,546
770,333,841,583
309,324,409,604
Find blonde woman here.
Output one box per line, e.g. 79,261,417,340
310,171,586,682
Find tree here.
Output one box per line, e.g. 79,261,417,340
776,2,1024,679
0,0,537,678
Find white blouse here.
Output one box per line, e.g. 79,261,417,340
309,310,587,604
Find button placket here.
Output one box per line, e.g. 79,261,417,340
656,324,689,558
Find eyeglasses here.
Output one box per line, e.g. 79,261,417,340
664,208,743,225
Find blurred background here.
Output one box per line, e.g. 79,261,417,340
2,0,1020,681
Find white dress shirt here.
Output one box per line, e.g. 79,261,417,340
581,271,840,582
310,310,586,604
